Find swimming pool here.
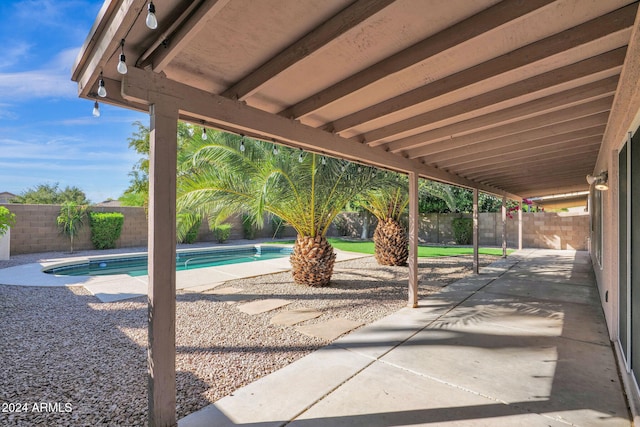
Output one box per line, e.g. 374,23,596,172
43,245,292,277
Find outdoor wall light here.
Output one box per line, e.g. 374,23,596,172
146,1,158,29
586,171,609,191
117,39,128,75
92,101,100,117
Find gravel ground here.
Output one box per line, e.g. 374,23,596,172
0,252,497,426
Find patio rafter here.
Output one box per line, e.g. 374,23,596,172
221,0,396,101
279,0,556,120
327,3,636,135
354,47,626,146
382,76,618,152
412,97,612,161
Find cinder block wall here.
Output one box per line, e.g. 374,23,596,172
2,204,149,254
333,211,589,250
1,204,588,254
1,204,298,254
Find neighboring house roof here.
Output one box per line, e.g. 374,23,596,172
0,192,16,203
94,200,122,207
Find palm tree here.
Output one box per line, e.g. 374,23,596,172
56,202,88,253
361,176,410,266
176,131,376,287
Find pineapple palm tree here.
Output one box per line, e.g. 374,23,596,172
176,131,376,287
361,177,410,266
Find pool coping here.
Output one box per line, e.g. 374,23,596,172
0,245,368,303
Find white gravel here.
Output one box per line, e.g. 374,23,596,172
0,253,497,426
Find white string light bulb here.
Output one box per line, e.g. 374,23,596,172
97,74,107,97
298,149,304,163
240,138,245,152
146,1,158,29
92,101,100,117
201,127,207,140
272,144,278,155
117,40,127,74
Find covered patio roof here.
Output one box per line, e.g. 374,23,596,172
73,0,640,200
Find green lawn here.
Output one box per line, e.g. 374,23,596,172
268,238,512,257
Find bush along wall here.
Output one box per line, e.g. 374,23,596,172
89,212,124,249
213,223,232,243
452,217,473,245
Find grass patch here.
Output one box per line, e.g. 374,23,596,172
266,238,513,258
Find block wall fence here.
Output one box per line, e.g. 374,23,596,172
0,204,588,255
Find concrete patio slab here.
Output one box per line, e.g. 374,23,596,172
296,318,364,341
178,249,632,427
485,277,599,304
179,346,373,427
237,298,292,315
289,359,569,427
270,308,322,326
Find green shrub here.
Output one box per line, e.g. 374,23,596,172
89,212,124,249
242,214,257,239
0,206,16,237
213,223,232,243
452,217,472,245
182,218,202,244
271,215,285,238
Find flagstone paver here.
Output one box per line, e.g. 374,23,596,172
237,298,292,315
270,308,323,326
204,286,243,295
296,318,363,341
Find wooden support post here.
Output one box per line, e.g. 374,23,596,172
147,101,178,427
408,171,419,308
502,195,507,258
473,188,479,274
518,199,523,250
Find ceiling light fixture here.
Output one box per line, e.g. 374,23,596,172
117,39,128,74
97,72,107,97
146,1,158,29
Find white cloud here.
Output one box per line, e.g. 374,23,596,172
0,47,80,100
0,41,33,70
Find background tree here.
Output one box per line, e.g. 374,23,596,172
119,121,193,207
56,202,88,253
12,183,89,205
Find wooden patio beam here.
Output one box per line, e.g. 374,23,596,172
440,133,604,169
382,76,618,152
222,0,396,101
412,110,609,160
279,0,554,120
120,67,521,200
329,5,635,134
456,146,601,178
356,47,625,145
138,0,231,72
518,184,590,198
411,97,612,160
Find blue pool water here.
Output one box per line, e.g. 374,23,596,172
43,245,292,277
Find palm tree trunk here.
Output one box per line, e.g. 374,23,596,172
290,235,336,287
373,218,408,266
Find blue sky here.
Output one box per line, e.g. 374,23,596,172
0,0,148,203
